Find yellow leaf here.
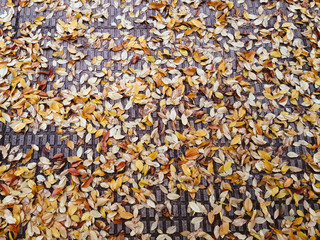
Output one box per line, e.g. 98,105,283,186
194,129,207,137
271,186,279,196
243,11,249,20
179,49,188,56
51,227,60,238
230,135,241,145
160,99,166,107
70,20,78,29
190,19,203,28
264,160,273,172
176,131,186,141
297,231,308,240
135,160,143,171
67,140,74,150
13,77,26,88
270,51,281,58
185,28,194,36
281,165,290,174
276,192,287,198
14,167,27,176
95,129,104,138
258,150,271,160
137,142,143,153
146,56,155,63
0,165,7,174
51,101,61,112
297,210,304,217
293,193,299,206
71,215,80,222
224,161,232,172
81,212,91,221
115,177,122,190
148,152,158,160
35,16,45,23
215,92,224,99
260,202,269,216
68,205,77,216
13,122,26,132
227,1,234,9
181,164,191,177
282,22,291,28
170,165,176,173
264,92,274,100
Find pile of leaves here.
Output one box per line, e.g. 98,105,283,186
0,0,320,239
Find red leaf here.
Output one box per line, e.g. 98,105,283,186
52,187,63,197
0,184,10,195
100,132,110,153
53,153,64,159
71,161,82,168
116,231,125,240
102,132,110,142
68,168,81,176
82,176,93,188
49,67,54,77
116,162,126,171
38,79,48,90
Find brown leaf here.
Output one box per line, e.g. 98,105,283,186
100,132,109,153
130,54,140,64
38,79,47,90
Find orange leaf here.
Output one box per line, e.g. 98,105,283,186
219,222,229,236
284,178,293,188
111,45,123,52
208,211,215,224
149,2,165,9
185,147,199,160
119,211,134,219
67,140,74,150
183,67,197,76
